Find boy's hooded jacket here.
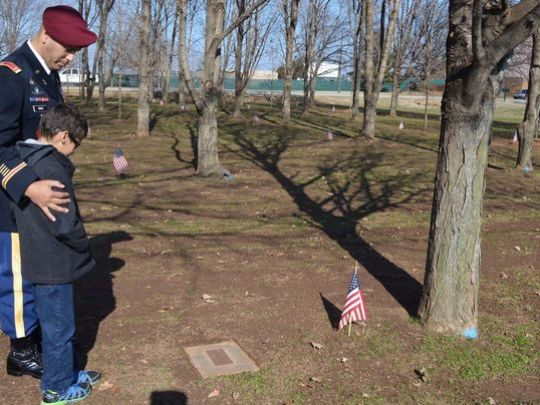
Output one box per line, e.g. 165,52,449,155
12,140,94,284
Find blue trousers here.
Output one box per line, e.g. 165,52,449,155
33,283,78,392
0,231,38,338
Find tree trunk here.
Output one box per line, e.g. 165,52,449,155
282,0,299,126
419,0,540,337
362,0,400,140
137,0,151,137
351,0,363,119
97,4,111,112
308,75,317,108
423,72,431,129
80,48,89,102
302,1,316,114
118,71,123,120
516,30,540,172
233,0,246,119
389,51,402,117
197,96,220,176
361,0,375,139
419,84,494,335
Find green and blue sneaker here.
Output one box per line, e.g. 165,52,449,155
76,370,102,386
41,382,92,404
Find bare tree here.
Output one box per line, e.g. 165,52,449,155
107,0,139,119
176,0,201,111
419,1,540,336
0,0,40,55
348,0,364,119
232,0,273,118
137,0,151,137
388,0,421,117
281,0,300,125
95,0,116,111
78,0,97,103
160,0,179,104
362,0,401,141
415,1,446,129
301,0,342,114
515,29,540,171
179,0,271,176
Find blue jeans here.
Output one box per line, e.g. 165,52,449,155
33,283,78,392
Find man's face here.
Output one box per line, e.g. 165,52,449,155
42,33,80,71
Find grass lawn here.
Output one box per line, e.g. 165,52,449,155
0,95,537,404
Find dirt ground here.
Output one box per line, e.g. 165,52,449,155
0,100,538,404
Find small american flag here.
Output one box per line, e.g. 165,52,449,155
113,147,128,175
338,266,367,330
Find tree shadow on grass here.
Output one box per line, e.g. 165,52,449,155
75,231,133,369
226,127,428,316
165,123,198,170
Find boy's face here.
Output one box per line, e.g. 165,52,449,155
50,131,80,156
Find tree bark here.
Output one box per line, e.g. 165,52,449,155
302,0,317,114
137,0,151,137
351,0,363,119
516,30,540,172
419,0,540,336
282,0,299,126
233,0,246,118
96,0,115,112
389,50,401,117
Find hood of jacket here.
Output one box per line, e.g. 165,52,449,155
16,140,75,176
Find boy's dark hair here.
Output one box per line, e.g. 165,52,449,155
38,103,88,144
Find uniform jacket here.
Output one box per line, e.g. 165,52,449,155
0,42,63,231
12,140,94,284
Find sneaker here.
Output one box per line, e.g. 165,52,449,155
41,382,92,404
76,370,102,386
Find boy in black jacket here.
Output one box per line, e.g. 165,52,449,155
13,104,101,404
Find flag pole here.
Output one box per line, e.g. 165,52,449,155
347,315,352,337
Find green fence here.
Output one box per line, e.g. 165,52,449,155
109,74,416,93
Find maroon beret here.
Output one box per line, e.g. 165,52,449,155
43,5,97,48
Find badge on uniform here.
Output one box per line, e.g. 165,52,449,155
32,105,47,113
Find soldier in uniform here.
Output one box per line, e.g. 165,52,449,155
0,5,96,379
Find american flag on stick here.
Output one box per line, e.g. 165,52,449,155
113,146,128,175
339,262,367,334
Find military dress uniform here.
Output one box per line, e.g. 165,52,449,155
0,41,63,377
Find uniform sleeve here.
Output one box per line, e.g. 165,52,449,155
0,67,38,203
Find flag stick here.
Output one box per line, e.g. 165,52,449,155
347,315,352,337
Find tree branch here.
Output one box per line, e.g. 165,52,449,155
472,0,484,64
207,0,270,54
489,5,540,64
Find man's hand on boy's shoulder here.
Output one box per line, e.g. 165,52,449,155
25,179,70,221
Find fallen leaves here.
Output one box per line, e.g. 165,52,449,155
310,342,324,350
208,389,220,398
202,294,215,303
97,381,114,391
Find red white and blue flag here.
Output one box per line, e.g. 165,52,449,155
338,267,367,330
113,147,128,175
